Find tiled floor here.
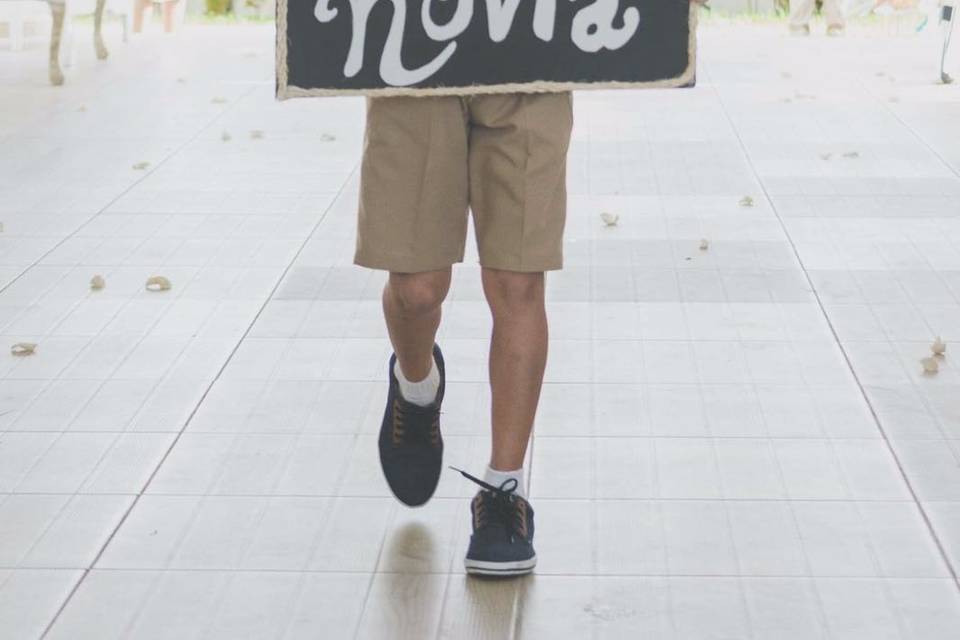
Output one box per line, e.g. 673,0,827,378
1,14,960,640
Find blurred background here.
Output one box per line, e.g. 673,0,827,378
1,1,959,639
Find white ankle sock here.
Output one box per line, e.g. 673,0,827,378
394,355,440,407
483,465,526,498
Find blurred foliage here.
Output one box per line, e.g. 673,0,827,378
205,0,231,15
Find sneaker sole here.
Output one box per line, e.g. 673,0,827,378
464,556,537,576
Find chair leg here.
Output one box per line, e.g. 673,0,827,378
95,0,109,59
49,2,66,85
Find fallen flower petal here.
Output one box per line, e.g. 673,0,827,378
145,276,172,292
931,336,947,356
600,212,619,227
11,343,37,356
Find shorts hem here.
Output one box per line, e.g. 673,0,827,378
354,252,464,274
478,257,564,273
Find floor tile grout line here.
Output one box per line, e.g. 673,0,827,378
0,87,258,300
36,160,360,639
0,494,936,502
857,77,960,180
10,431,954,440
9,566,959,580
351,502,399,640
708,82,960,592
2,204,283,509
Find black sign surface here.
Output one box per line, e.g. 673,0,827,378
277,0,696,98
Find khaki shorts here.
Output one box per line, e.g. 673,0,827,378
354,92,573,273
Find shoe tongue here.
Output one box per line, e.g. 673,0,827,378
399,397,436,414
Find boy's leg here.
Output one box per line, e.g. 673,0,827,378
456,92,571,576
357,95,470,507
481,268,547,474
383,269,451,382
470,92,572,475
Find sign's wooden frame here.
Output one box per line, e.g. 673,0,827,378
276,1,698,100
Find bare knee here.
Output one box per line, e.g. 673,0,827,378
482,268,545,316
386,270,451,317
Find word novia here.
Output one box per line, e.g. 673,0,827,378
313,0,641,86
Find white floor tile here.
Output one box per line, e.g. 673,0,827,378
3,18,959,640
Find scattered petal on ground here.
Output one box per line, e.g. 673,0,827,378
145,276,172,292
90,275,105,290
11,343,37,356
600,212,619,227
132,161,150,170
921,357,939,374
931,336,947,356
212,96,227,104
739,196,755,208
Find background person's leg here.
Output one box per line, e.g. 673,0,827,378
481,268,548,473
133,0,150,33
789,0,816,30
162,0,178,33
383,269,451,382
823,0,846,29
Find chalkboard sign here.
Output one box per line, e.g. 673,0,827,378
276,0,697,98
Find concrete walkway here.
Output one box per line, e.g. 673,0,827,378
1,16,959,639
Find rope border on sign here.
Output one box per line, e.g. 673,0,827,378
275,1,700,100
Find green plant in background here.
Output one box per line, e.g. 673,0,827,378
205,0,231,15
245,0,264,18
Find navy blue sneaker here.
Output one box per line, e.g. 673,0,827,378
450,466,536,576
378,343,445,507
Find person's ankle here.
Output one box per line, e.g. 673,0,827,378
394,355,440,407
484,465,526,498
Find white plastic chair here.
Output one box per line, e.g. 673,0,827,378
0,1,50,52
0,0,131,62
